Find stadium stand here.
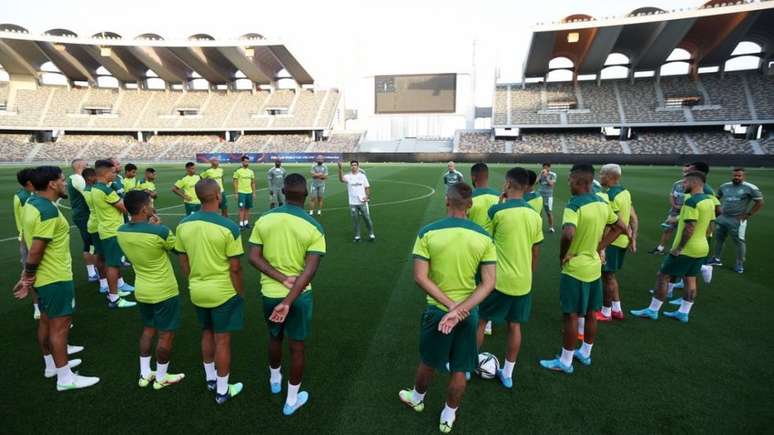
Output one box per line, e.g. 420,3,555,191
218,134,271,154
627,128,694,154
79,135,140,160
569,81,621,125
516,131,563,153
0,133,32,161
564,131,623,154
761,135,774,154
457,131,506,153
746,72,774,121
691,131,755,154
307,132,362,152
262,134,312,152
694,73,751,122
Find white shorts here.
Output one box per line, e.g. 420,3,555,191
542,196,554,212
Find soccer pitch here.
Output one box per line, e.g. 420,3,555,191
1,163,772,433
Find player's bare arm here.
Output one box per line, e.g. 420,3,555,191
629,206,640,253
438,263,495,334
229,257,244,297
112,199,128,214
531,243,541,273
251,179,256,198
742,198,764,220
16,238,48,298
413,258,456,309
172,185,190,202
270,254,322,323
249,244,293,287
671,221,696,256
598,219,627,253
337,161,346,182
178,253,190,278
560,225,575,266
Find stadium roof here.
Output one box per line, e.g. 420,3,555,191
522,0,774,79
0,28,313,86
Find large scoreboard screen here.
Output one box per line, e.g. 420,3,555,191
374,73,456,114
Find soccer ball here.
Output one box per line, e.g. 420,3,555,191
476,352,499,379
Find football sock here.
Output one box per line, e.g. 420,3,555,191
269,366,282,384
33,303,40,312
216,374,229,395
577,318,585,335
99,278,108,288
656,244,664,251
612,300,622,312
667,282,675,295
156,362,168,380
503,359,515,378
57,365,74,386
117,277,125,287
43,354,55,371
579,341,593,358
441,403,457,424
560,348,574,367
140,356,152,378
286,382,300,406
86,264,96,276
679,299,694,314
411,387,426,403
203,362,216,381
648,297,663,312
601,306,612,317
107,293,119,302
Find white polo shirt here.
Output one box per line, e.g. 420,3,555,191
343,171,370,205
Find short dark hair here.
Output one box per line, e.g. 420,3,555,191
733,167,745,172
570,164,595,176
283,173,307,202
350,160,359,166
527,170,537,186
31,166,62,191
470,162,488,178
124,190,151,215
95,159,113,170
124,163,137,172
16,167,35,186
240,155,250,162
185,162,195,168
685,171,706,183
447,182,473,208
506,167,530,189
145,167,156,174
82,167,96,179
690,161,710,175
543,163,551,168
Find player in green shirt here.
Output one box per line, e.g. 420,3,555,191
14,166,100,391
597,164,639,322
123,163,138,192
399,182,496,434
524,170,544,215
118,191,185,390
175,178,245,404
477,167,543,389
233,155,256,229
14,168,39,319
267,158,287,209
537,163,558,233
68,159,99,283
200,157,228,217
309,155,328,215
93,160,136,308
442,161,464,192
248,173,326,415
540,164,626,374
172,162,202,216
468,163,500,235
632,171,717,323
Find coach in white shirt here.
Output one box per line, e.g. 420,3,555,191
338,160,375,242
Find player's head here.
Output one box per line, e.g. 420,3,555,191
504,167,529,195
732,167,745,184
124,163,137,178
470,162,489,187
31,165,67,198
241,155,250,167
569,164,595,195
350,160,359,173
526,170,537,191
687,161,709,175
82,167,97,185
95,159,116,182
446,181,472,212
71,158,87,173
110,157,121,174
274,158,282,168
681,163,692,175
315,155,324,165
144,168,156,182
124,190,152,219
542,163,551,170
600,163,622,186
210,156,220,167
283,173,308,205
195,178,220,205
185,161,196,175
448,161,456,171
16,167,35,190
683,171,706,193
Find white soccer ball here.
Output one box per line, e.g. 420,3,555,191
476,352,499,379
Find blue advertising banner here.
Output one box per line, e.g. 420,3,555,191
196,152,343,163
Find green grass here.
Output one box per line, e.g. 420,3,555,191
1,163,773,433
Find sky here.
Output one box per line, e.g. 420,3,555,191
2,0,723,107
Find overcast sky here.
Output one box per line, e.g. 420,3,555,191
4,0,713,105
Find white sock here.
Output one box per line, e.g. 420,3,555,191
56,365,74,385
648,297,663,312
286,382,300,406
99,278,107,288
579,341,593,358
86,264,96,276
611,300,622,312
657,244,664,251
156,362,169,380
679,299,694,314
216,374,229,395
117,277,125,287
107,293,119,302
503,359,515,378
577,317,586,335
601,306,612,317
412,387,426,403
140,356,152,378
441,403,457,424
269,366,282,384
203,362,216,381
44,354,55,371
34,303,40,312
560,348,574,367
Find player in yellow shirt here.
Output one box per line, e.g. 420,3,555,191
14,168,39,319
248,173,325,415
398,182,496,434
200,156,228,217
597,164,639,322
478,168,543,389
118,190,186,390
92,160,136,309
175,179,245,404
632,171,716,323
14,166,100,391
468,163,500,234
233,155,256,229
123,163,138,192
539,164,626,374
524,170,544,215
135,168,158,199
172,162,201,216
